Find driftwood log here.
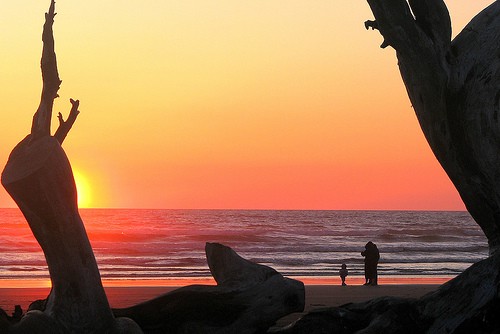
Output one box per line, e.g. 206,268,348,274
20,243,305,334
277,2,500,333
113,243,305,334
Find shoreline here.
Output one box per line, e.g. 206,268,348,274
0,276,450,315
0,275,453,288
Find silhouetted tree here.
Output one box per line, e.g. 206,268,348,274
276,2,500,333
365,0,500,255
274,2,500,333
1,1,141,332
1,2,303,333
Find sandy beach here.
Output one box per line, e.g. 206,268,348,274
0,278,443,329
303,284,438,310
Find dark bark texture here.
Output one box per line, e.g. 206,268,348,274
274,2,500,333
366,0,500,255
1,1,141,333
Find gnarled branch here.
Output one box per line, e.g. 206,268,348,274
31,0,61,140
275,4,500,332
366,0,500,254
54,98,80,144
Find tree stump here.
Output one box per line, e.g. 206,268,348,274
2,136,118,333
1,1,141,333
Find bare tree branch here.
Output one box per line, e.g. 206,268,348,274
54,98,80,144
30,0,62,140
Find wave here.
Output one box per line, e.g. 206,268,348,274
0,209,490,279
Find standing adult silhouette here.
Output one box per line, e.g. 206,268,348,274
361,241,380,285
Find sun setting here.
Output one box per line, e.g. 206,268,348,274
0,0,494,210
0,1,498,331
73,169,92,208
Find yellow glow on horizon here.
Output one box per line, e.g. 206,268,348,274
73,169,92,208
0,1,495,210
0,279,52,289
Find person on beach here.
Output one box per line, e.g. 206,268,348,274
339,263,348,286
361,241,380,285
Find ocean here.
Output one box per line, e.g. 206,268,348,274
0,209,489,283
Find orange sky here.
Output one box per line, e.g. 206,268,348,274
0,1,494,210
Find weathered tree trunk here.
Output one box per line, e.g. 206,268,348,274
365,0,500,255
275,2,500,333
114,243,305,334
1,2,141,333
2,137,122,333
1,3,304,333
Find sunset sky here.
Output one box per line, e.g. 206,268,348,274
0,1,495,210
